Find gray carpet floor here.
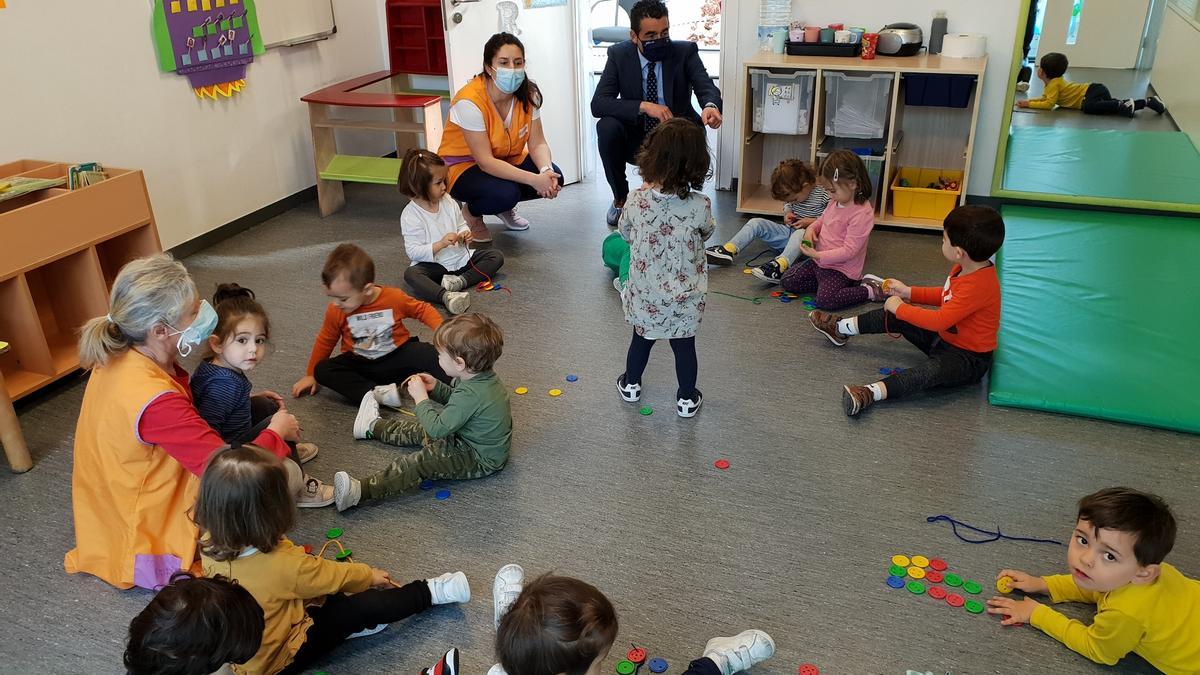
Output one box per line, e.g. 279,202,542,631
2,170,1196,674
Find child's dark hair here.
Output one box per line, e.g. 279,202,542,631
124,571,264,675
205,283,269,359
819,149,872,204
482,32,543,112
1040,52,1068,79
1078,487,1176,566
630,0,668,34
193,445,294,563
496,574,619,675
434,312,504,373
636,118,711,199
943,205,1005,262
322,243,376,289
769,159,816,201
398,148,447,201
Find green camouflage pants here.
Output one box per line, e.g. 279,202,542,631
362,418,496,501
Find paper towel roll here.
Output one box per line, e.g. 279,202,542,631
941,34,987,59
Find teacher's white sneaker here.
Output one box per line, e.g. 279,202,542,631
499,208,530,231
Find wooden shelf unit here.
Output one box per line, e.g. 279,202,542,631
386,0,448,76
737,53,986,231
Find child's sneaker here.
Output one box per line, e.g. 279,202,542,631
860,274,885,301
809,310,848,346
374,383,404,409
441,274,467,293
1120,99,1136,117
353,391,381,440
612,276,625,292
1147,95,1167,115
295,442,318,464
750,260,783,284
333,471,361,512
297,476,335,508
493,563,525,628
705,244,734,265
486,665,508,675
677,390,703,418
427,571,471,605
1015,81,1029,93
617,374,642,402
702,630,775,675
499,208,531,231
842,384,875,417
420,648,460,675
445,291,471,315
347,623,389,639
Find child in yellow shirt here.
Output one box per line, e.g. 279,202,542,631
1017,52,1165,118
987,487,1199,674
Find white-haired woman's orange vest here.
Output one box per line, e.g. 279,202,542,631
65,349,200,589
438,74,532,190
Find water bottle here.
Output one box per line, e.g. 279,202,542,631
758,0,791,50
929,10,948,54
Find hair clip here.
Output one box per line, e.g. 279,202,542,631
832,168,840,183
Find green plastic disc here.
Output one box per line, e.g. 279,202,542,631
335,549,353,560
963,580,982,595
944,573,963,587
906,580,925,594
616,660,637,674
964,599,985,614
326,527,343,539
639,406,653,416
889,564,907,577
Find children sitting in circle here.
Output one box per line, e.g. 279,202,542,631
705,158,828,283
397,148,506,315
617,118,714,418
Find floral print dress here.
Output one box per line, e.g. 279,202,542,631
619,187,715,339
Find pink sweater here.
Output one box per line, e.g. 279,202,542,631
809,200,875,279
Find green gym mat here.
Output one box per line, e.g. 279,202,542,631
1003,127,1200,205
990,206,1200,433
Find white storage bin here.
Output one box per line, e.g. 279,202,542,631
823,71,894,139
750,69,816,135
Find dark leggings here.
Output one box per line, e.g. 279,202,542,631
403,249,505,305
244,396,300,463
856,309,993,399
1082,83,1141,116
682,658,721,675
449,155,563,217
624,331,698,400
780,259,869,309
279,580,432,674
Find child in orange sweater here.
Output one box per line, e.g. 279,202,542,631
809,205,1004,416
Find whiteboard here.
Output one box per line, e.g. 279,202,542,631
255,0,336,48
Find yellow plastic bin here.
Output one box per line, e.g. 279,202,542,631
890,168,964,220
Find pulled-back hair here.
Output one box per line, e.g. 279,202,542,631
819,149,872,204
193,445,294,562
1078,487,1177,566
496,574,618,675
636,118,712,199
482,33,543,113
78,254,197,369
204,283,269,359
398,148,448,201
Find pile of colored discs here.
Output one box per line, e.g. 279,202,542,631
616,646,669,673
885,553,985,615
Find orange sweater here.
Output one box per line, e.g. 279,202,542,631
895,264,1000,353
304,286,443,375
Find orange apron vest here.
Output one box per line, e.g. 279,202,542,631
438,74,532,190
64,349,200,589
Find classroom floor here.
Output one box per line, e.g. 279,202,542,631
3,172,1196,674
1012,66,1178,133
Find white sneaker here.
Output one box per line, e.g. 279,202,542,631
373,383,403,409
441,274,467,293
487,665,508,675
353,391,381,440
617,374,641,402
677,390,703,418
295,442,318,464
445,291,471,315
347,623,388,639
427,571,471,605
493,563,525,628
498,208,531,231
297,476,335,508
1015,81,1030,93
613,276,624,292
333,471,361,512
703,630,775,675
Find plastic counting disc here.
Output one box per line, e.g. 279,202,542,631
770,291,783,298
799,664,820,675
627,648,647,664
997,576,1015,594
780,296,792,303
303,544,313,555
326,528,343,539
549,389,562,397
419,479,435,490
945,593,965,608
889,564,907,577
928,586,947,600
743,268,753,274
891,554,911,567
929,558,948,571
925,570,944,584
616,660,637,675
963,580,982,595
514,387,528,395
907,566,926,580
964,599,985,614
911,555,930,568
435,489,451,500
714,459,731,470
649,658,668,673
639,406,653,415
906,581,926,594
944,573,963,587
566,374,579,382
886,576,905,589
335,549,353,560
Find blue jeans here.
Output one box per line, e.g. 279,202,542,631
727,218,806,264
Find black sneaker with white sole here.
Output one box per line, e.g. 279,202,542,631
617,374,642,402
751,260,783,284
705,245,734,265
1147,96,1166,115
677,389,703,418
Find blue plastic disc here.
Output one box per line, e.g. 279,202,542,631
649,658,668,673
419,480,435,490
435,489,451,500
780,296,792,303
879,367,891,375
566,374,578,382
886,575,906,589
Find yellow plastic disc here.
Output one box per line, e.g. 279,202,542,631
514,387,528,395
742,268,753,274
891,554,910,567
907,566,926,580
911,555,930,568
549,389,562,397
997,576,1014,594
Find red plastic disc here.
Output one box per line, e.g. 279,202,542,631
799,664,820,675
627,648,647,664
925,570,944,583
928,558,948,571
770,291,783,297
714,459,730,470
303,544,313,555
945,593,965,608
927,586,947,600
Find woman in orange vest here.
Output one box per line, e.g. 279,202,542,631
438,32,562,243
66,255,299,590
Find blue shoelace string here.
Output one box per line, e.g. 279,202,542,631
926,514,1063,546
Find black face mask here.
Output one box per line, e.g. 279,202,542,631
640,36,670,62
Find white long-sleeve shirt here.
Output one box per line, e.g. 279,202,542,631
401,196,472,271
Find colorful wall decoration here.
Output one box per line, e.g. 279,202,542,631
152,0,265,99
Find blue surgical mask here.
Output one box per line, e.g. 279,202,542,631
167,300,218,357
493,67,526,94
640,36,670,62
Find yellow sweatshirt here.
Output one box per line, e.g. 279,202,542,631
202,538,374,675
1030,563,1200,674
1027,77,1090,110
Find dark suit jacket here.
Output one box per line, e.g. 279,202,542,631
590,40,723,127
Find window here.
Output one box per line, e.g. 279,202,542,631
1065,0,1084,45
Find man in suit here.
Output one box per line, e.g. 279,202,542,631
590,0,723,226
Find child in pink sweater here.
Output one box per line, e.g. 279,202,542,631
780,150,883,309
